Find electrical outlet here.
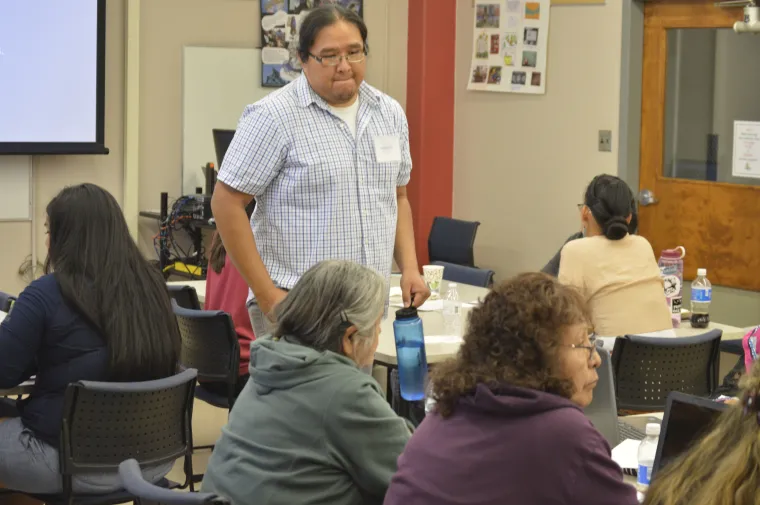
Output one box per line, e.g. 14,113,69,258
598,130,612,152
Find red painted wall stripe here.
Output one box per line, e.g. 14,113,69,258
405,0,457,267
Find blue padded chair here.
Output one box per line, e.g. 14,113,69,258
431,261,494,288
427,217,481,267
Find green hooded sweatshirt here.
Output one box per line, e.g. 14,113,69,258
201,336,413,505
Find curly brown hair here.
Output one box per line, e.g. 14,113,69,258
431,272,592,418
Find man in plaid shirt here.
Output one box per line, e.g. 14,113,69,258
211,5,429,336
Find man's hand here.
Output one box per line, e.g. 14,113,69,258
400,270,430,308
258,287,288,322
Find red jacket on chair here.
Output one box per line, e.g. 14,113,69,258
204,256,255,376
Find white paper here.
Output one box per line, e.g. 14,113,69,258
389,287,402,298
612,438,641,470
732,120,760,179
467,0,551,95
374,135,402,163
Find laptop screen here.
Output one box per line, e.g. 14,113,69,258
652,392,728,475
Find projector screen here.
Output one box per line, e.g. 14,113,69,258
0,0,107,155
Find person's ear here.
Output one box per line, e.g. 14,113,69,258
625,213,632,225
341,325,359,359
580,205,590,223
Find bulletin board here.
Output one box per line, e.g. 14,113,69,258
182,46,273,194
468,0,551,94
259,0,364,88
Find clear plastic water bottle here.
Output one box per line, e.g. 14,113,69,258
393,307,428,401
443,283,461,336
424,382,437,414
690,268,712,329
636,423,660,493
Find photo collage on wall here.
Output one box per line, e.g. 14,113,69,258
260,0,364,88
467,0,550,94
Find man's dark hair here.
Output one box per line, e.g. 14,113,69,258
298,4,368,62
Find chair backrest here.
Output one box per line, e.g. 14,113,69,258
0,291,16,313
431,261,494,288
583,347,620,447
611,330,722,412
168,284,202,311
59,369,197,494
173,302,240,386
120,459,229,505
427,217,481,267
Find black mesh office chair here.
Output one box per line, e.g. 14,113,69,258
428,217,481,267
431,261,494,288
611,330,722,412
172,303,240,410
172,302,240,483
168,285,202,311
120,459,229,505
19,369,197,505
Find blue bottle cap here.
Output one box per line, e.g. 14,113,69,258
395,306,418,319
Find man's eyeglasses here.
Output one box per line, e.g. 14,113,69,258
564,333,600,361
309,49,366,66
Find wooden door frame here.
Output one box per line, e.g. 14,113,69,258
637,1,760,289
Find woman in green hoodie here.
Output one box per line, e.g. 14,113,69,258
202,260,413,505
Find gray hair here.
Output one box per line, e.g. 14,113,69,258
273,260,386,354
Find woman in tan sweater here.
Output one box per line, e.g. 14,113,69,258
558,175,672,337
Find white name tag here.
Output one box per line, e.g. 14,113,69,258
374,135,402,163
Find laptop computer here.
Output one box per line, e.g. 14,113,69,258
652,391,728,476
584,347,651,447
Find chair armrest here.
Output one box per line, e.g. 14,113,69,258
119,459,229,505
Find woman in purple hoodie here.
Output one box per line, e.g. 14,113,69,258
384,272,638,505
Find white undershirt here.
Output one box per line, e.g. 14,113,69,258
328,98,360,139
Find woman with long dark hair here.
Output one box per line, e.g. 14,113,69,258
0,183,180,494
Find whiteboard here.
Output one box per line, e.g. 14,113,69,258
182,46,274,194
0,156,32,221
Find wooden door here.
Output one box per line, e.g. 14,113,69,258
639,0,760,290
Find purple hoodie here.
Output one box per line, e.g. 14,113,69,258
384,383,638,505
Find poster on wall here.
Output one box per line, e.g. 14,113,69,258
260,0,364,88
467,0,551,94
732,120,760,179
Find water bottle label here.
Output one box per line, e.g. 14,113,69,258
670,297,682,315
637,464,652,486
692,287,712,302
662,274,681,298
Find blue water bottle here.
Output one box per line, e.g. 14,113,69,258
393,306,428,401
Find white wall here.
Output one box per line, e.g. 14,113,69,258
453,2,625,278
